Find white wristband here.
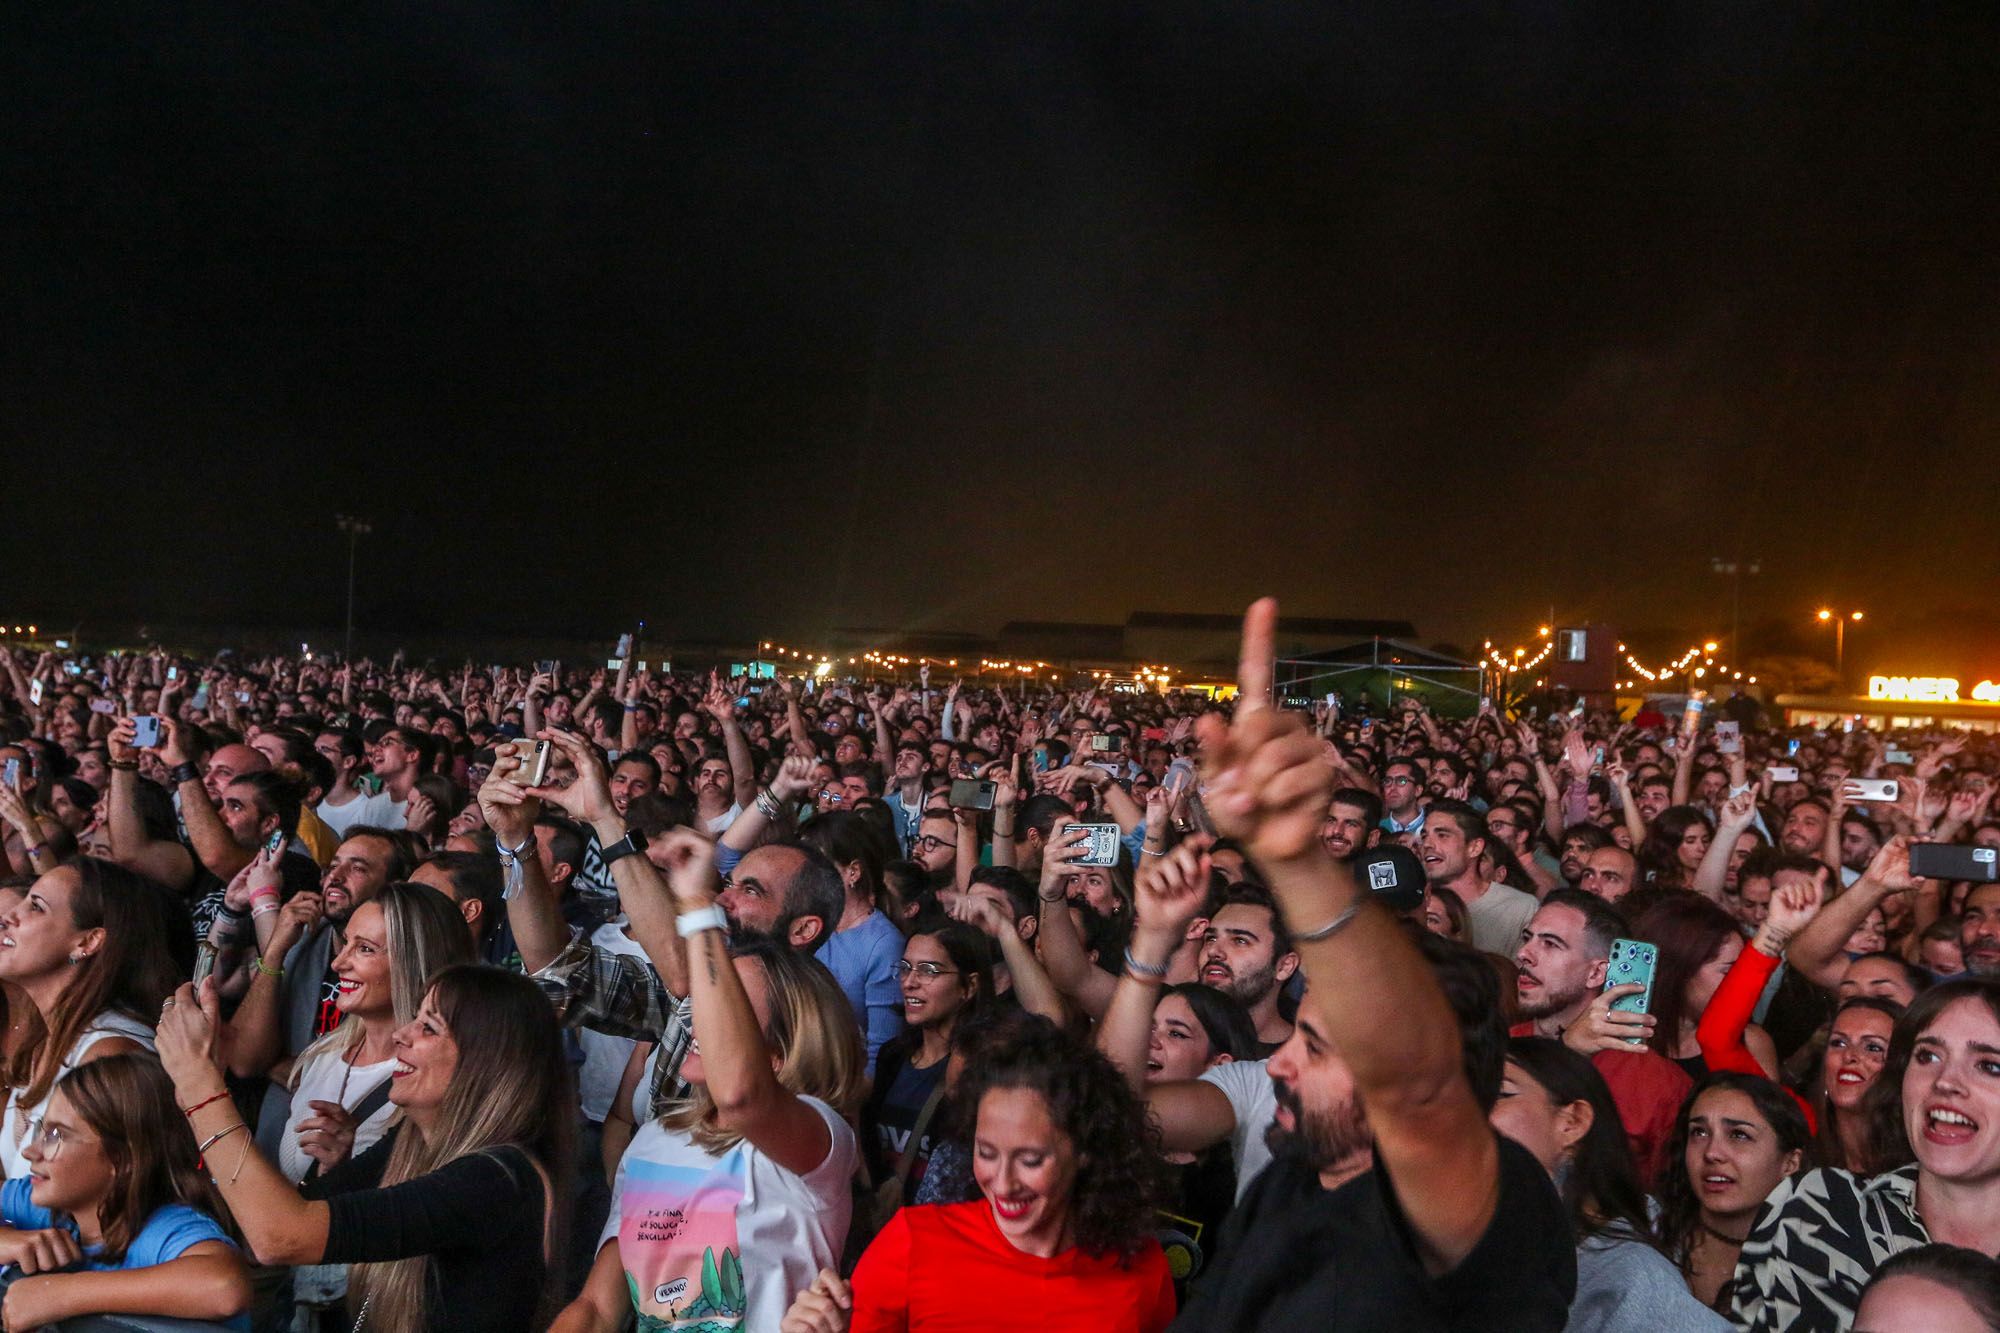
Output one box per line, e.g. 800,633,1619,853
676,905,729,939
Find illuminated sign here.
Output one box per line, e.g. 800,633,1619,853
1867,675,2000,704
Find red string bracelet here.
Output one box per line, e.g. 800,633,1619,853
181,1090,230,1118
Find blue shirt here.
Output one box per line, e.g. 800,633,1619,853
0,1177,248,1331
815,909,907,1077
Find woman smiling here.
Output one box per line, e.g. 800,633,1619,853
157,965,573,1333
1732,979,2000,1331
784,1018,1172,1333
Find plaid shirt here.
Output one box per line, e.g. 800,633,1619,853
530,929,692,1117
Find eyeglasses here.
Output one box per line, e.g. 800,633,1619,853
1384,775,1418,786
26,1121,74,1161
913,835,951,852
895,960,960,980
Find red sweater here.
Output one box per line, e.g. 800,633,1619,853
850,1200,1175,1333
1695,941,1816,1134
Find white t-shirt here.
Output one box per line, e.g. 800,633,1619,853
2,1012,156,1180
703,803,744,835
602,1096,856,1333
316,789,404,839
1463,881,1540,955
278,1045,399,1184
578,920,647,1123
1198,1057,1276,1202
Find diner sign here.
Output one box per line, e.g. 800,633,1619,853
1868,675,2000,704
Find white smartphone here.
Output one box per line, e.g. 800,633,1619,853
1844,778,1900,802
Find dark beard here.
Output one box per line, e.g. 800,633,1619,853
1265,1076,1371,1172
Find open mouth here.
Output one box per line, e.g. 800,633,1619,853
391,1060,416,1079
1835,1069,1865,1086
1145,1058,1163,1074
1926,1105,1979,1144
1200,964,1230,985
1700,1173,1736,1194
991,1196,1035,1221
336,980,361,994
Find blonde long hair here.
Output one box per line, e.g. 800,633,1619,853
290,882,473,1087
348,965,574,1333
659,939,865,1155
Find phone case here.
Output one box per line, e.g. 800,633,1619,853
1065,823,1123,867
1606,939,1658,1016
132,716,164,748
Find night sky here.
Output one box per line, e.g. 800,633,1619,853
5,5,1997,656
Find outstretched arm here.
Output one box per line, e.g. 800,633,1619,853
1206,600,1499,1275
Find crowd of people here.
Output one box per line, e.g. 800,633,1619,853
2,608,2000,1330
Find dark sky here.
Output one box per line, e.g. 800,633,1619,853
5,4,1997,653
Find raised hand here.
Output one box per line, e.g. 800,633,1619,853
532,729,615,824
1133,837,1213,946
1759,873,1823,950
1563,984,1656,1056
1193,600,1334,866
1717,787,1759,832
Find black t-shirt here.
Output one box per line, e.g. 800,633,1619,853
305,1126,550,1333
1159,1145,1238,1304
187,847,321,942
1172,1134,1575,1332
862,1035,948,1203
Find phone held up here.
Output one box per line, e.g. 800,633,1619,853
1909,843,2000,884
1843,778,1899,803
512,739,553,788
1606,938,1658,1032
948,778,997,811
1062,822,1123,867
131,716,166,749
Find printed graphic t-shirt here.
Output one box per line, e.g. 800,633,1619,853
603,1095,857,1333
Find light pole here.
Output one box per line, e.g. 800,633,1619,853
336,514,372,662
1710,556,1761,667
1816,607,1863,681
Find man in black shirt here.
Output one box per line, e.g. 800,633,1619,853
1153,601,1576,1330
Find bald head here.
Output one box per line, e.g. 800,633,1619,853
204,743,270,804
1580,846,1638,904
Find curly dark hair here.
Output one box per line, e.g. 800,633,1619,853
952,1013,1164,1261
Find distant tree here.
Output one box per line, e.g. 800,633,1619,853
1744,655,1840,697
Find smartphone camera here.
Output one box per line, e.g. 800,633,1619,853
514,739,553,787
949,778,997,811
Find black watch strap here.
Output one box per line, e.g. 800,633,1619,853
601,827,649,865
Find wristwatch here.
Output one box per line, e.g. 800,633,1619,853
600,826,649,866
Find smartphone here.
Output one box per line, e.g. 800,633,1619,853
131,715,165,748
264,828,286,858
1909,843,2000,883
1,759,17,790
63,662,81,677
1090,734,1123,753
235,691,252,704
1062,822,1123,867
949,778,997,811
512,739,553,787
1606,938,1659,1021
536,660,557,675
1884,747,1915,766
615,634,634,658
1280,696,1315,712
1787,738,1801,756
89,697,118,716
192,943,218,988
605,658,624,671
166,666,179,682
1844,778,1900,802
1767,765,1800,783
1715,721,1741,755
28,679,42,706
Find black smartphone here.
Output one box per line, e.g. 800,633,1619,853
1090,734,1122,753
1909,843,1999,883
949,778,997,811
